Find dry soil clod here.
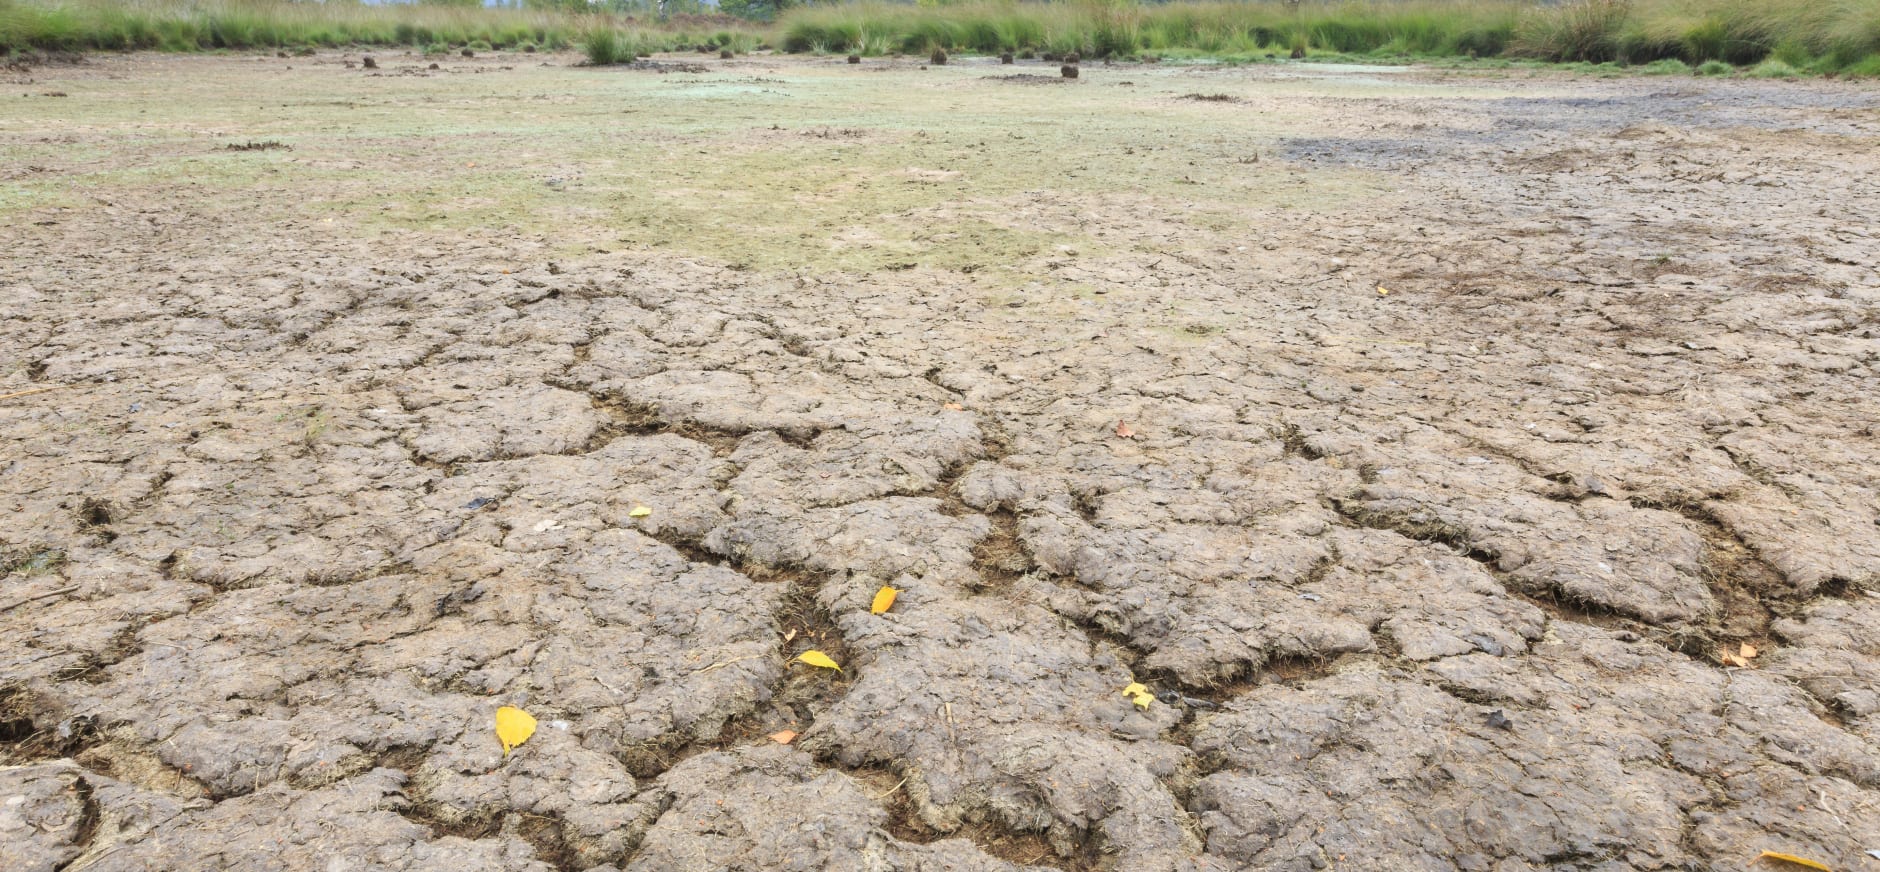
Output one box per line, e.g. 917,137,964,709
1061,65,1079,79
930,48,948,65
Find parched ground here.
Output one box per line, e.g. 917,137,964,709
2,48,1878,871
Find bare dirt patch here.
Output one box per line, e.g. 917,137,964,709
2,52,1878,871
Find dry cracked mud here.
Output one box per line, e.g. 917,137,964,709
3,50,1879,871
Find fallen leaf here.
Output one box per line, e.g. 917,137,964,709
796,650,842,671
628,505,652,518
942,402,964,411
783,628,797,643
871,585,900,615
1122,682,1154,711
768,730,798,745
1721,650,1749,667
1756,851,1832,871
1115,420,1136,439
1377,285,1391,296
495,706,536,756
1740,642,1759,659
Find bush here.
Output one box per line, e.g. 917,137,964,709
1695,58,1734,75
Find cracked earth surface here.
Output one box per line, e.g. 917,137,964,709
3,50,1879,871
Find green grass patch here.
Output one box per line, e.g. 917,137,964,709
4,0,1876,77
0,0,755,54
773,0,1880,75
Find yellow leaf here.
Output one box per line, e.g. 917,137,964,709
1377,286,1391,296
1756,851,1832,871
769,730,798,745
628,505,652,518
495,706,536,756
796,650,842,671
871,586,900,615
1740,642,1759,659
1122,682,1153,711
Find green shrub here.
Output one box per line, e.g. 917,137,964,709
1695,58,1734,75
1639,57,1690,73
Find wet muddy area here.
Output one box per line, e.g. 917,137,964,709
3,51,1879,870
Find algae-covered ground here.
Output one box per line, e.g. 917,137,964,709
4,49,1880,872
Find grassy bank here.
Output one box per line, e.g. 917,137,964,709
779,0,1880,75
4,0,1877,77
0,0,759,55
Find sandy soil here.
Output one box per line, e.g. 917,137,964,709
3,49,1879,871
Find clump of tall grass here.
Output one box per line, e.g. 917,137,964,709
1513,0,1630,62
583,24,626,65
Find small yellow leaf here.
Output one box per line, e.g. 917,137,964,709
1122,682,1154,711
1756,850,1832,871
1721,650,1748,668
628,505,652,518
796,650,841,671
1740,642,1759,659
942,402,964,411
1377,286,1391,296
871,586,900,615
768,729,798,745
495,706,536,756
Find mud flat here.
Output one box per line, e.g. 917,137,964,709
3,50,1878,870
